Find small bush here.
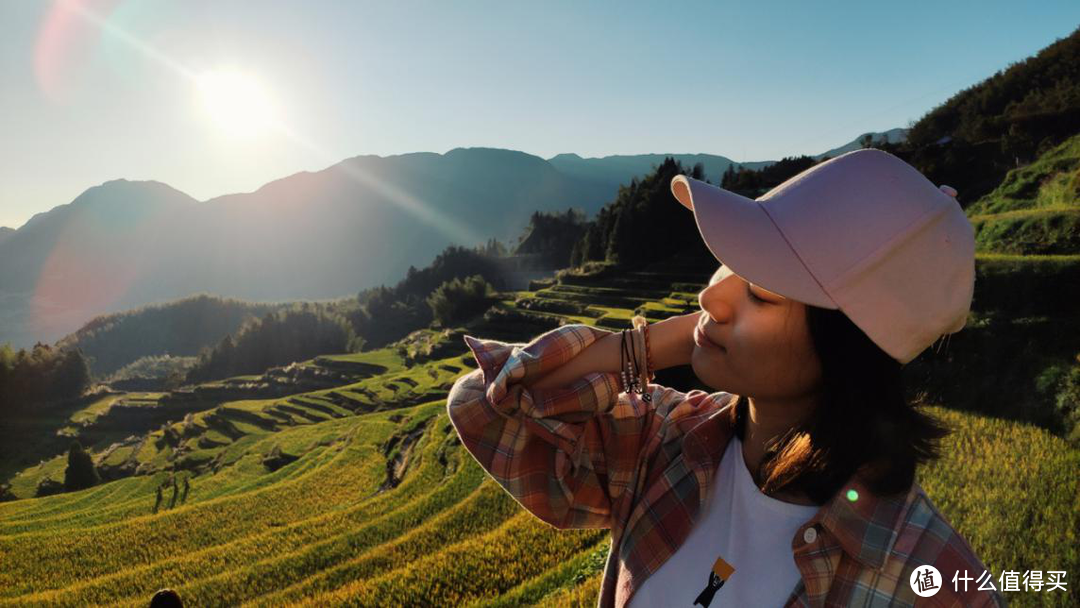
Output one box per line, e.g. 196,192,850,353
514,297,587,316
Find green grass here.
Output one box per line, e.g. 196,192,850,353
68,394,123,424
966,132,1080,216
971,208,1080,255
316,345,406,373
919,405,1079,606
6,456,68,500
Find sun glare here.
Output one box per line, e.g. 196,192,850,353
195,68,279,138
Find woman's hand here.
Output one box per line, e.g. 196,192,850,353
649,311,701,371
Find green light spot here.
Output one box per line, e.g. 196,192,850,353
846,489,859,502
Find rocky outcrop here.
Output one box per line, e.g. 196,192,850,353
375,418,432,494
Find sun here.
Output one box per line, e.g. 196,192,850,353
195,67,279,138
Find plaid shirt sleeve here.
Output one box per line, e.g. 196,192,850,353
901,486,1010,608
446,323,661,531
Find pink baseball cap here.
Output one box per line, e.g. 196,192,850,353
671,148,975,365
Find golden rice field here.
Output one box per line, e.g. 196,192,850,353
1,276,1076,607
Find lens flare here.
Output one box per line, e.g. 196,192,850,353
34,0,122,103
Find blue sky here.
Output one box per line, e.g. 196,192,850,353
1,0,1078,230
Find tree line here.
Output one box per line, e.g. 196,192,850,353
513,208,589,268
570,157,715,270
0,343,90,415
184,304,358,384
558,20,1080,274
55,294,288,378
898,24,1080,204
180,241,513,384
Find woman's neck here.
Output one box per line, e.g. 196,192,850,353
740,395,818,505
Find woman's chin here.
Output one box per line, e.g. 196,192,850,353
690,352,726,391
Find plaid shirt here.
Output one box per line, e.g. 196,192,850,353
447,323,1007,608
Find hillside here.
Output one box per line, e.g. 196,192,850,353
898,24,1080,208
944,133,1080,443
0,148,790,351
53,294,296,378
0,258,1075,607
3,138,1075,604
966,132,1080,255
0,148,608,350
4,138,912,352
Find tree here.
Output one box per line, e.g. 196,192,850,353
512,207,589,267
54,348,91,398
168,475,179,509
427,275,496,328
721,163,738,189
64,440,100,492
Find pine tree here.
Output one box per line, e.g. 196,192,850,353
64,440,100,492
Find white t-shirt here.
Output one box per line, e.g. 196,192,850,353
627,435,820,608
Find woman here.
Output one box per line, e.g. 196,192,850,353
446,149,1005,607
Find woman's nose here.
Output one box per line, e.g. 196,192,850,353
698,278,734,323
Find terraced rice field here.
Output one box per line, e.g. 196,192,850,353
1,261,1076,606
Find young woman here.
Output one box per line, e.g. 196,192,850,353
447,149,1005,607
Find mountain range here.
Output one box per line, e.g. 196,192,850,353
0,130,903,349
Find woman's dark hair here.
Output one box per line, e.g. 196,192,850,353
727,303,952,504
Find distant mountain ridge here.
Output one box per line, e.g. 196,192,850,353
814,128,908,159
543,128,907,185
0,132,897,349
546,152,774,186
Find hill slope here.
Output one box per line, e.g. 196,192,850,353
0,263,1075,607
0,149,603,350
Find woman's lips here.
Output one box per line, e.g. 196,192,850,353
694,326,724,351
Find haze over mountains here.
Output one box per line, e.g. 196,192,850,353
0,130,903,349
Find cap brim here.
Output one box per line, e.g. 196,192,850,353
671,175,838,309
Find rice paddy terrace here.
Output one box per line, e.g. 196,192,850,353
1,258,1076,607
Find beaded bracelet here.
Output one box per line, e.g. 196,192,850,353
626,321,648,401
620,328,645,396
631,315,654,383
643,323,654,380
619,328,633,394
622,328,630,395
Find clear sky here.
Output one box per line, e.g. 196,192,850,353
2,0,1078,230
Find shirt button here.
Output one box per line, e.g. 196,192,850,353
803,526,818,544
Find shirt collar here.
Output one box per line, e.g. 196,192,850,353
683,395,915,571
